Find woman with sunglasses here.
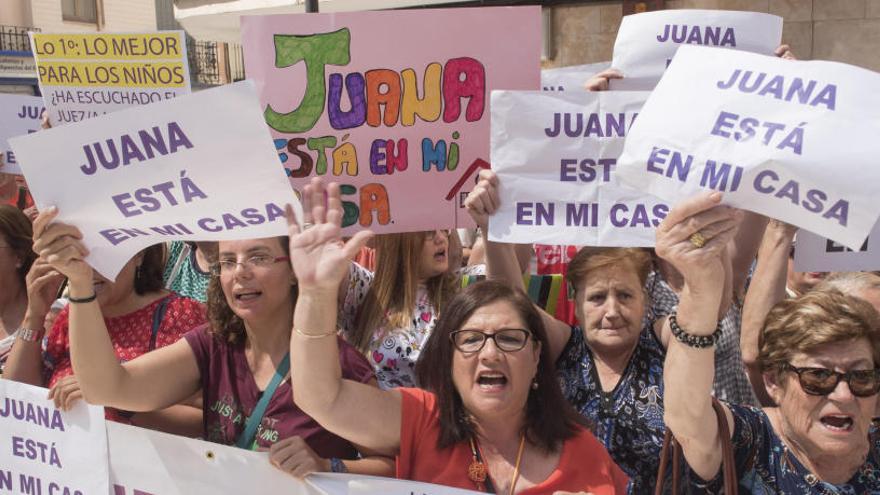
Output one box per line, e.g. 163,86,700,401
659,195,880,493
285,180,628,493
26,208,393,479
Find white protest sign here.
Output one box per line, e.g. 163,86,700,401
10,81,300,280
308,473,482,495
0,94,44,175
0,380,108,495
108,421,321,495
489,90,668,247
610,10,782,90
541,62,610,92
794,221,880,272
616,45,880,250
30,32,191,126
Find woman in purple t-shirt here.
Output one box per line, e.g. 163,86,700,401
31,207,391,478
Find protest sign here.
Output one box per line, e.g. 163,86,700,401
241,7,540,234
107,422,320,495
541,61,610,92
0,380,108,495
30,32,191,126
0,93,44,175
308,473,481,495
489,90,668,247
9,81,300,280
616,45,880,251
794,221,880,272
610,10,782,90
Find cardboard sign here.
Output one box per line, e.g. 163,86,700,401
794,221,880,272
9,81,300,280
489,90,668,246
108,422,320,495
616,45,880,250
30,32,191,126
610,9,782,90
0,94,44,175
541,61,610,92
0,380,108,495
241,7,541,234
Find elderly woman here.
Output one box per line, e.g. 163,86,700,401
659,194,880,492
285,180,628,493
0,205,36,367
29,207,392,477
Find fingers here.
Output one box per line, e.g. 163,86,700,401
48,376,81,411
775,44,796,60
663,204,737,242
658,191,723,233
584,68,623,92
284,203,301,233
340,230,374,261
31,206,60,241
325,182,343,228
269,436,325,479
309,177,326,225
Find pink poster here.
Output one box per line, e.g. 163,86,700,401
241,7,540,232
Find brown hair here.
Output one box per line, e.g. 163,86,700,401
133,244,165,295
0,205,35,285
350,232,458,352
206,237,295,345
759,289,880,379
416,280,588,453
566,246,653,291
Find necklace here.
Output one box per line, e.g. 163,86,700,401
467,433,527,495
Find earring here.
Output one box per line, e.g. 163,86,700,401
135,265,142,284
531,380,539,390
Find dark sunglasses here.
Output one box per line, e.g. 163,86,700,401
782,363,880,398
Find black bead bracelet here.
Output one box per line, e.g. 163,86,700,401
68,292,97,304
668,312,722,348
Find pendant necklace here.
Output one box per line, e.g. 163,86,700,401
467,433,527,495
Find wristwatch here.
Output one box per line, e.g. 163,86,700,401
329,457,348,473
16,328,42,343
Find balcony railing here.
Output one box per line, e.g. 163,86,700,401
187,38,246,86
0,25,39,53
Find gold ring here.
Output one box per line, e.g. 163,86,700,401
689,231,707,249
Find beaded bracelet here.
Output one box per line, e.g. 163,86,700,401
668,312,722,348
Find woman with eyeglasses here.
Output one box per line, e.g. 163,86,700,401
285,180,628,493
24,208,393,479
658,195,880,493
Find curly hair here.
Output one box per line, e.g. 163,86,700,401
759,288,880,379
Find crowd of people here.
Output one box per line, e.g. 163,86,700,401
1,36,879,495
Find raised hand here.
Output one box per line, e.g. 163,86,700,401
584,68,623,91
285,178,372,294
655,192,740,286
31,207,93,286
464,168,500,230
24,258,65,322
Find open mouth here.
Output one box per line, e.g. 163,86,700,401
476,371,508,391
820,415,854,432
234,290,262,302
434,249,447,262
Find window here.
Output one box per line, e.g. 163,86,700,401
61,0,97,23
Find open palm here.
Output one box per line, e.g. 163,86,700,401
286,179,372,293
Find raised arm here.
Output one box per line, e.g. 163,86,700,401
740,220,796,406
656,192,739,481
29,208,200,411
287,179,401,456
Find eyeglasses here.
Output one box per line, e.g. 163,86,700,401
211,255,290,276
781,363,880,398
449,329,533,353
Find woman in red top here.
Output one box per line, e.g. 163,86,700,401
4,230,206,436
286,179,629,494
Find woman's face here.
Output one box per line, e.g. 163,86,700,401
0,233,22,290
418,230,449,281
574,263,646,355
217,238,294,324
767,338,878,462
451,300,541,422
92,253,142,313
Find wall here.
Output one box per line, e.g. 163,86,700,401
29,0,158,33
544,0,880,72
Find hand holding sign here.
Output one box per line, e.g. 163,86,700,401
31,207,93,287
